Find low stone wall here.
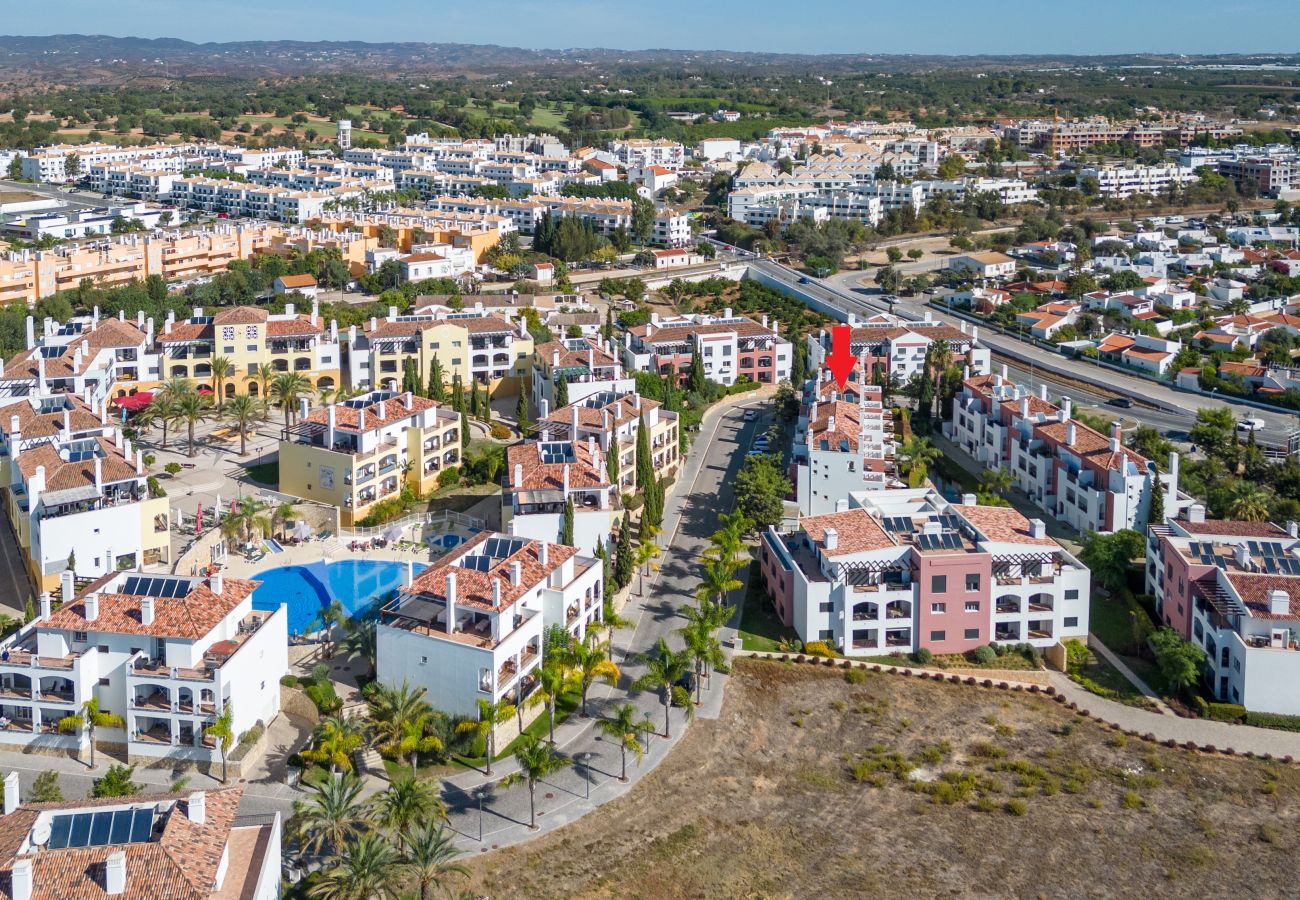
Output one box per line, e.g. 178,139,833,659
280,685,321,729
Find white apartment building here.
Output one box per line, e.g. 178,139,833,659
794,381,895,516
502,438,617,558
1147,510,1300,715
622,311,792,387
609,139,686,171
758,490,1091,656
1080,164,1197,198
0,782,281,900
376,532,603,718
530,337,634,412
0,570,287,764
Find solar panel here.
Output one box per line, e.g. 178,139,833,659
89,811,113,846
109,809,134,845
49,815,72,849
130,808,153,843
944,533,962,549
1249,541,1261,555
462,556,493,573
68,813,92,848
1266,558,1279,574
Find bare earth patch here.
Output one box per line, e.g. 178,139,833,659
462,659,1300,899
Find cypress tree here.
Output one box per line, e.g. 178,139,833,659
477,382,491,423
594,541,613,600
516,390,531,434
451,374,464,412
614,513,634,588
554,377,569,408
429,356,446,402
635,413,653,491
560,498,575,545
688,343,707,396
1149,473,1165,526
606,434,621,488
642,477,663,533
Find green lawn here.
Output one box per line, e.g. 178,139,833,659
1088,591,1169,694
243,459,278,486
737,560,797,651
451,685,583,771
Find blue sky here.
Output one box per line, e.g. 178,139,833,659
8,1,1298,55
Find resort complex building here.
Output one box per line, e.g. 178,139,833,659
793,373,897,515
759,489,1090,656
1147,508,1300,715
502,438,617,557
278,390,461,526
0,570,286,764
0,393,170,591
0,782,281,900
621,311,793,387
375,532,603,718
530,337,633,413
537,389,681,490
344,309,534,396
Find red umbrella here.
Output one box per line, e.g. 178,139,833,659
195,503,203,535
113,391,155,412
198,386,214,396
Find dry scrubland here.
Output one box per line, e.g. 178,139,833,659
463,659,1299,899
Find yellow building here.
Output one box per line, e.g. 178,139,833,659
346,312,533,398
156,304,342,399
278,390,461,526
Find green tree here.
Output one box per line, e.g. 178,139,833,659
210,356,232,406
290,771,370,860
308,832,402,900
223,394,260,457
301,713,365,774
897,435,941,488
563,638,620,718
560,498,575,546
516,390,531,433
367,681,442,777
401,823,468,900
59,698,124,769
511,736,573,831
632,638,693,739
428,356,446,402
614,514,634,589
733,455,792,531
688,345,707,396
204,701,235,783
1078,529,1146,593
606,434,621,487
173,391,213,459
554,376,569,407
531,658,576,744
455,698,515,776
89,764,139,798
375,777,445,852
30,770,62,802
600,702,652,782
1149,628,1208,697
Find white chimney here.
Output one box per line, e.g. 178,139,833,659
492,579,502,606
823,527,838,550
539,542,549,566
3,772,18,815
11,858,31,900
38,593,51,620
1067,423,1077,446
1029,519,1047,539
513,463,523,488
1188,503,1206,524
562,463,571,495
1110,422,1122,453
1289,521,1298,539
1269,589,1290,616
445,572,457,634
186,790,206,825
84,592,99,621
210,572,223,595
140,596,155,627
961,493,977,506
105,849,127,895
511,560,522,586
61,570,75,602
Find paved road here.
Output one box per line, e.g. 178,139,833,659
0,179,110,212
435,391,770,850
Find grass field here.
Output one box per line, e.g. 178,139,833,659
736,559,796,651
460,659,1300,898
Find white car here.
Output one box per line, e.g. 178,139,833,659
743,410,757,422
1237,418,1266,434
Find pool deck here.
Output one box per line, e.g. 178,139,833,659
218,538,441,584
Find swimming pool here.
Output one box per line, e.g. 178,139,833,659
250,559,427,635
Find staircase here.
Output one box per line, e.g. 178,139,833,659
353,747,388,783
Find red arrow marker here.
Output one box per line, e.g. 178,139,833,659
827,324,855,391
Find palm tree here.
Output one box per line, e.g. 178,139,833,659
270,372,312,430
219,497,271,548
340,619,377,679
210,356,232,407
696,557,742,608
58,698,124,769
511,736,572,830
634,526,661,596
318,599,346,659
148,395,179,450
401,823,468,900
308,832,402,900
600,703,652,782
301,714,366,774
223,394,260,457
290,771,370,861
1228,482,1271,522
204,701,235,783
272,501,297,539
632,639,693,739
367,681,441,776
173,391,213,459
680,619,727,704
981,466,1013,498
702,511,749,575
374,777,445,852
601,598,630,656
897,435,941,488
455,698,515,776
563,638,619,718
530,659,575,743
255,362,276,404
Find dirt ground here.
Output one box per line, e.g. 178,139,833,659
462,659,1300,899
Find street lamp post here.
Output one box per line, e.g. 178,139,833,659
576,751,592,800
474,786,489,843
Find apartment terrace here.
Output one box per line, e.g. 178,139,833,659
128,610,276,686
378,594,539,650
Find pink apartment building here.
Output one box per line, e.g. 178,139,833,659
759,488,1090,656
621,310,792,387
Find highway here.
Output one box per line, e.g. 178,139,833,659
748,258,1299,446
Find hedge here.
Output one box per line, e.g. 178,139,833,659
1244,711,1300,732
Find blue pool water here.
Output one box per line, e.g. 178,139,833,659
251,559,427,634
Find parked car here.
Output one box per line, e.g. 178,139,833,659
743,410,757,422
1238,417,1266,434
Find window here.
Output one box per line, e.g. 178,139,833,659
818,601,833,613
930,630,945,642
965,601,980,613
965,574,980,592
964,628,980,640
98,678,110,686
223,346,235,355
930,602,946,614
246,344,257,353
818,630,834,641
1064,616,1079,628
73,631,88,643
1065,589,1079,600
97,645,109,654
930,575,947,593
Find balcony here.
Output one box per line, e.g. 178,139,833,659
131,657,213,682
566,605,579,626
996,597,1022,615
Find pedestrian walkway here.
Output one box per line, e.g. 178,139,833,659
1087,634,1174,715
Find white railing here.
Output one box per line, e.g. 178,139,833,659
341,508,485,539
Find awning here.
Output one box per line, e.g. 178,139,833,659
293,520,312,540
113,392,154,412
383,524,404,542
40,485,102,506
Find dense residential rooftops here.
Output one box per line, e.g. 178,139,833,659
404,531,579,612
44,572,259,640
301,390,444,434
505,440,609,493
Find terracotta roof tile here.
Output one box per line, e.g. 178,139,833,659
800,509,895,557
954,504,1056,546
407,532,578,611
44,576,259,640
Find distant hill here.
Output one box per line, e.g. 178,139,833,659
2,34,1299,85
